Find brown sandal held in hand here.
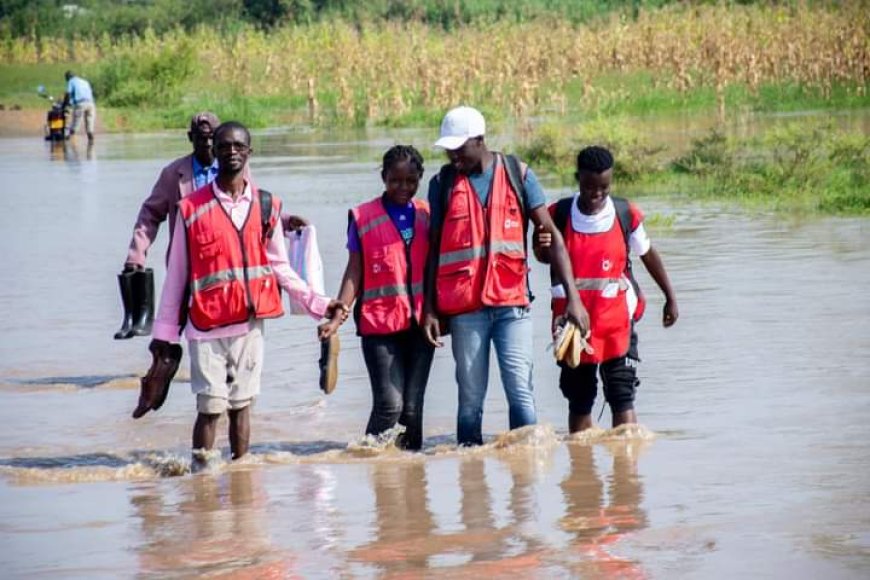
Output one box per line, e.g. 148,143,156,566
318,333,339,395
132,340,183,419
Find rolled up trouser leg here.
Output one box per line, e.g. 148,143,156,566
133,339,183,419
114,271,136,340
131,268,154,337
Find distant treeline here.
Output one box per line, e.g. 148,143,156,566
3,0,769,38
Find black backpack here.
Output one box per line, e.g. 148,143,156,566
258,188,276,243
552,195,643,317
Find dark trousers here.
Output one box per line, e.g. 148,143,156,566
361,326,435,450
558,328,640,416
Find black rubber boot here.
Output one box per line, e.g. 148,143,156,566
114,271,136,340
131,268,154,337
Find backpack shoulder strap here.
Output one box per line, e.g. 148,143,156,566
503,153,526,217
554,196,573,235
611,196,632,250
437,164,456,221
258,188,275,244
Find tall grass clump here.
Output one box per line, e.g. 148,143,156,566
674,122,869,214
92,34,196,108
517,117,666,185
3,4,866,127
516,119,868,215
0,0,870,135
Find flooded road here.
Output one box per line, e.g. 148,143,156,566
0,128,868,578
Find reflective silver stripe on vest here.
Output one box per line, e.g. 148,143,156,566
361,284,405,300
246,265,273,280
184,198,219,228
361,282,423,301
491,240,525,255
358,214,390,237
573,278,628,291
439,246,486,267
193,268,246,292
192,266,274,292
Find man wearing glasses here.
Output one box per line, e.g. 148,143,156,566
140,121,346,470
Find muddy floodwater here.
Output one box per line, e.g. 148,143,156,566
0,125,868,579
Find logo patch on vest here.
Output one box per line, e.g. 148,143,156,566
601,259,612,272
504,218,520,230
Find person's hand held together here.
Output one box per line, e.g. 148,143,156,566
325,299,349,322
534,224,552,250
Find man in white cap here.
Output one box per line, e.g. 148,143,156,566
422,105,588,446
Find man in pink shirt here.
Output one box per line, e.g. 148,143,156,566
116,112,221,340
137,121,347,470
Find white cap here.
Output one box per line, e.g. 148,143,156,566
434,106,486,150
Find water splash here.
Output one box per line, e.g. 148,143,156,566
190,448,225,474
344,424,408,458
0,424,657,485
493,424,561,449
566,424,656,445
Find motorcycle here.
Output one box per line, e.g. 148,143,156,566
37,85,67,141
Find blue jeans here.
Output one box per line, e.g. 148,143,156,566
450,306,536,445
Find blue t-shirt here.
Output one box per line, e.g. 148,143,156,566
66,76,94,105
427,156,546,230
347,196,416,252
192,156,218,190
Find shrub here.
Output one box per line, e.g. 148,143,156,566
93,37,196,108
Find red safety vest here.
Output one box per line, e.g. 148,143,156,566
179,183,284,331
436,157,528,315
552,203,642,363
352,197,430,335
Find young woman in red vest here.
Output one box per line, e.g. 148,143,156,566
535,146,679,433
318,146,434,450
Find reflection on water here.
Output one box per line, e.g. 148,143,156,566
47,138,95,163
133,468,289,577
561,441,647,578
350,461,435,573
0,124,869,578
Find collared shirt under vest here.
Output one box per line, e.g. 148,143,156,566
179,183,284,331
436,156,528,316
352,197,430,335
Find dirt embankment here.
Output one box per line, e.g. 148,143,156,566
0,109,47,137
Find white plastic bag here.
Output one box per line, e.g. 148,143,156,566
285,224,326,314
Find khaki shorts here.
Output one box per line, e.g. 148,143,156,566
190,322,264,415
70,101,96,135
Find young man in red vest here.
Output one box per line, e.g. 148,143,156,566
422,106,588,446
139,121,346,470
534,146,678,432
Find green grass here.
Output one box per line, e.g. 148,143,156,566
517,117,870,216
0,63,80,108
559,72,869,119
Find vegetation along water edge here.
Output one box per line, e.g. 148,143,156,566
0,1,866,214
